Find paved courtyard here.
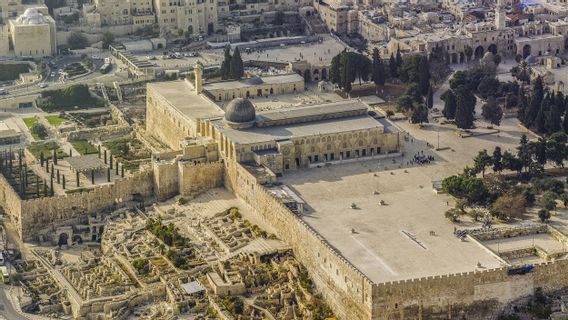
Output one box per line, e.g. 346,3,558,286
278,111,536,283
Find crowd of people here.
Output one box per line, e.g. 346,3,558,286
407,150,434,166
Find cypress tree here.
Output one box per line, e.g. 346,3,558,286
98,145,101,158
389,53,397,78
104,150,107,164
454,86,476,129
62,175,66,190
107,168,111,182
442,90,457,119
221,47,232,80
418,56,430,95
36,175,40,196
50,177,54,196
229,47,243,80
57,169,60,184
115,161,119,175
53,148,57,165
110,155,113,169
534,103,546,133
372,48,385,87
76,171,80,187
40,151,44,167
426,84,434,109
91,170,95,184
121,165,124,178
396,46,403,68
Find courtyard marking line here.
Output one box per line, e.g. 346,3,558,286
349,234,398,276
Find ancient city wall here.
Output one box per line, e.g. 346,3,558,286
146,85,193,151
153,160,179,201
179,161,224,198
224,160,373,320
371,257,568,319
153,160,224,201
18,169,153,241
0,173,23,235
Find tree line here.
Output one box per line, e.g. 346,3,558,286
220,47,244,80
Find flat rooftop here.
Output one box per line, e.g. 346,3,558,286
280,158,504,283
212,115,384,145
148,80,224,121
256,100,368,126
203,73,303,91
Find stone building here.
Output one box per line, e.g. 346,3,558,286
153,0,219,35
203,73,305,102
146,63,402,176
7,8,56,57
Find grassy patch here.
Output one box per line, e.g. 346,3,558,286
23,117,37,128
37,84,104,112
103,138,151,172
27,142,68,160
70,140,97,155
45,115,65,127
0,63,30,81
23,117,41,140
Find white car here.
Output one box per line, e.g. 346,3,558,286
91,55,100,59
38,83,48,88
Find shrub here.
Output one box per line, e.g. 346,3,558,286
30,123,48,140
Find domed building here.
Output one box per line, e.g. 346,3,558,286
224,98,256,129
8,7,56,57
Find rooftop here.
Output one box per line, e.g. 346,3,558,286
148,80,224,121
212,115,384,145
203,73,303,91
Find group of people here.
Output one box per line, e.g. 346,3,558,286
407,150,434,166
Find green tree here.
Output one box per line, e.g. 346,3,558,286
517,134,532,172
524,76,544,126
372,48,385,87
546,138,565,167
229,47,243,80
481,96,503,126
441,90,457,119
330,54,342,87
454,86,476,129
418,56,430,95
67,32,88,50
426,84,433,109
410,105,429,124
31,123,48,139
473,149,492,177
477,77,500,99
492,146,503,173
389,53,397,78
538,209,551,223
102,31,114,49
397,94,414,111
395,46,403,68
221,47,232,80
539,191,557,211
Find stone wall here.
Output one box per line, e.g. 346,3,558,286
152,159,224,201
0,173,23,235
224,160,373,320
179,161,224,198
66,125,131,142
371,259,568,319
18,169,153,241
146,85,193,151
